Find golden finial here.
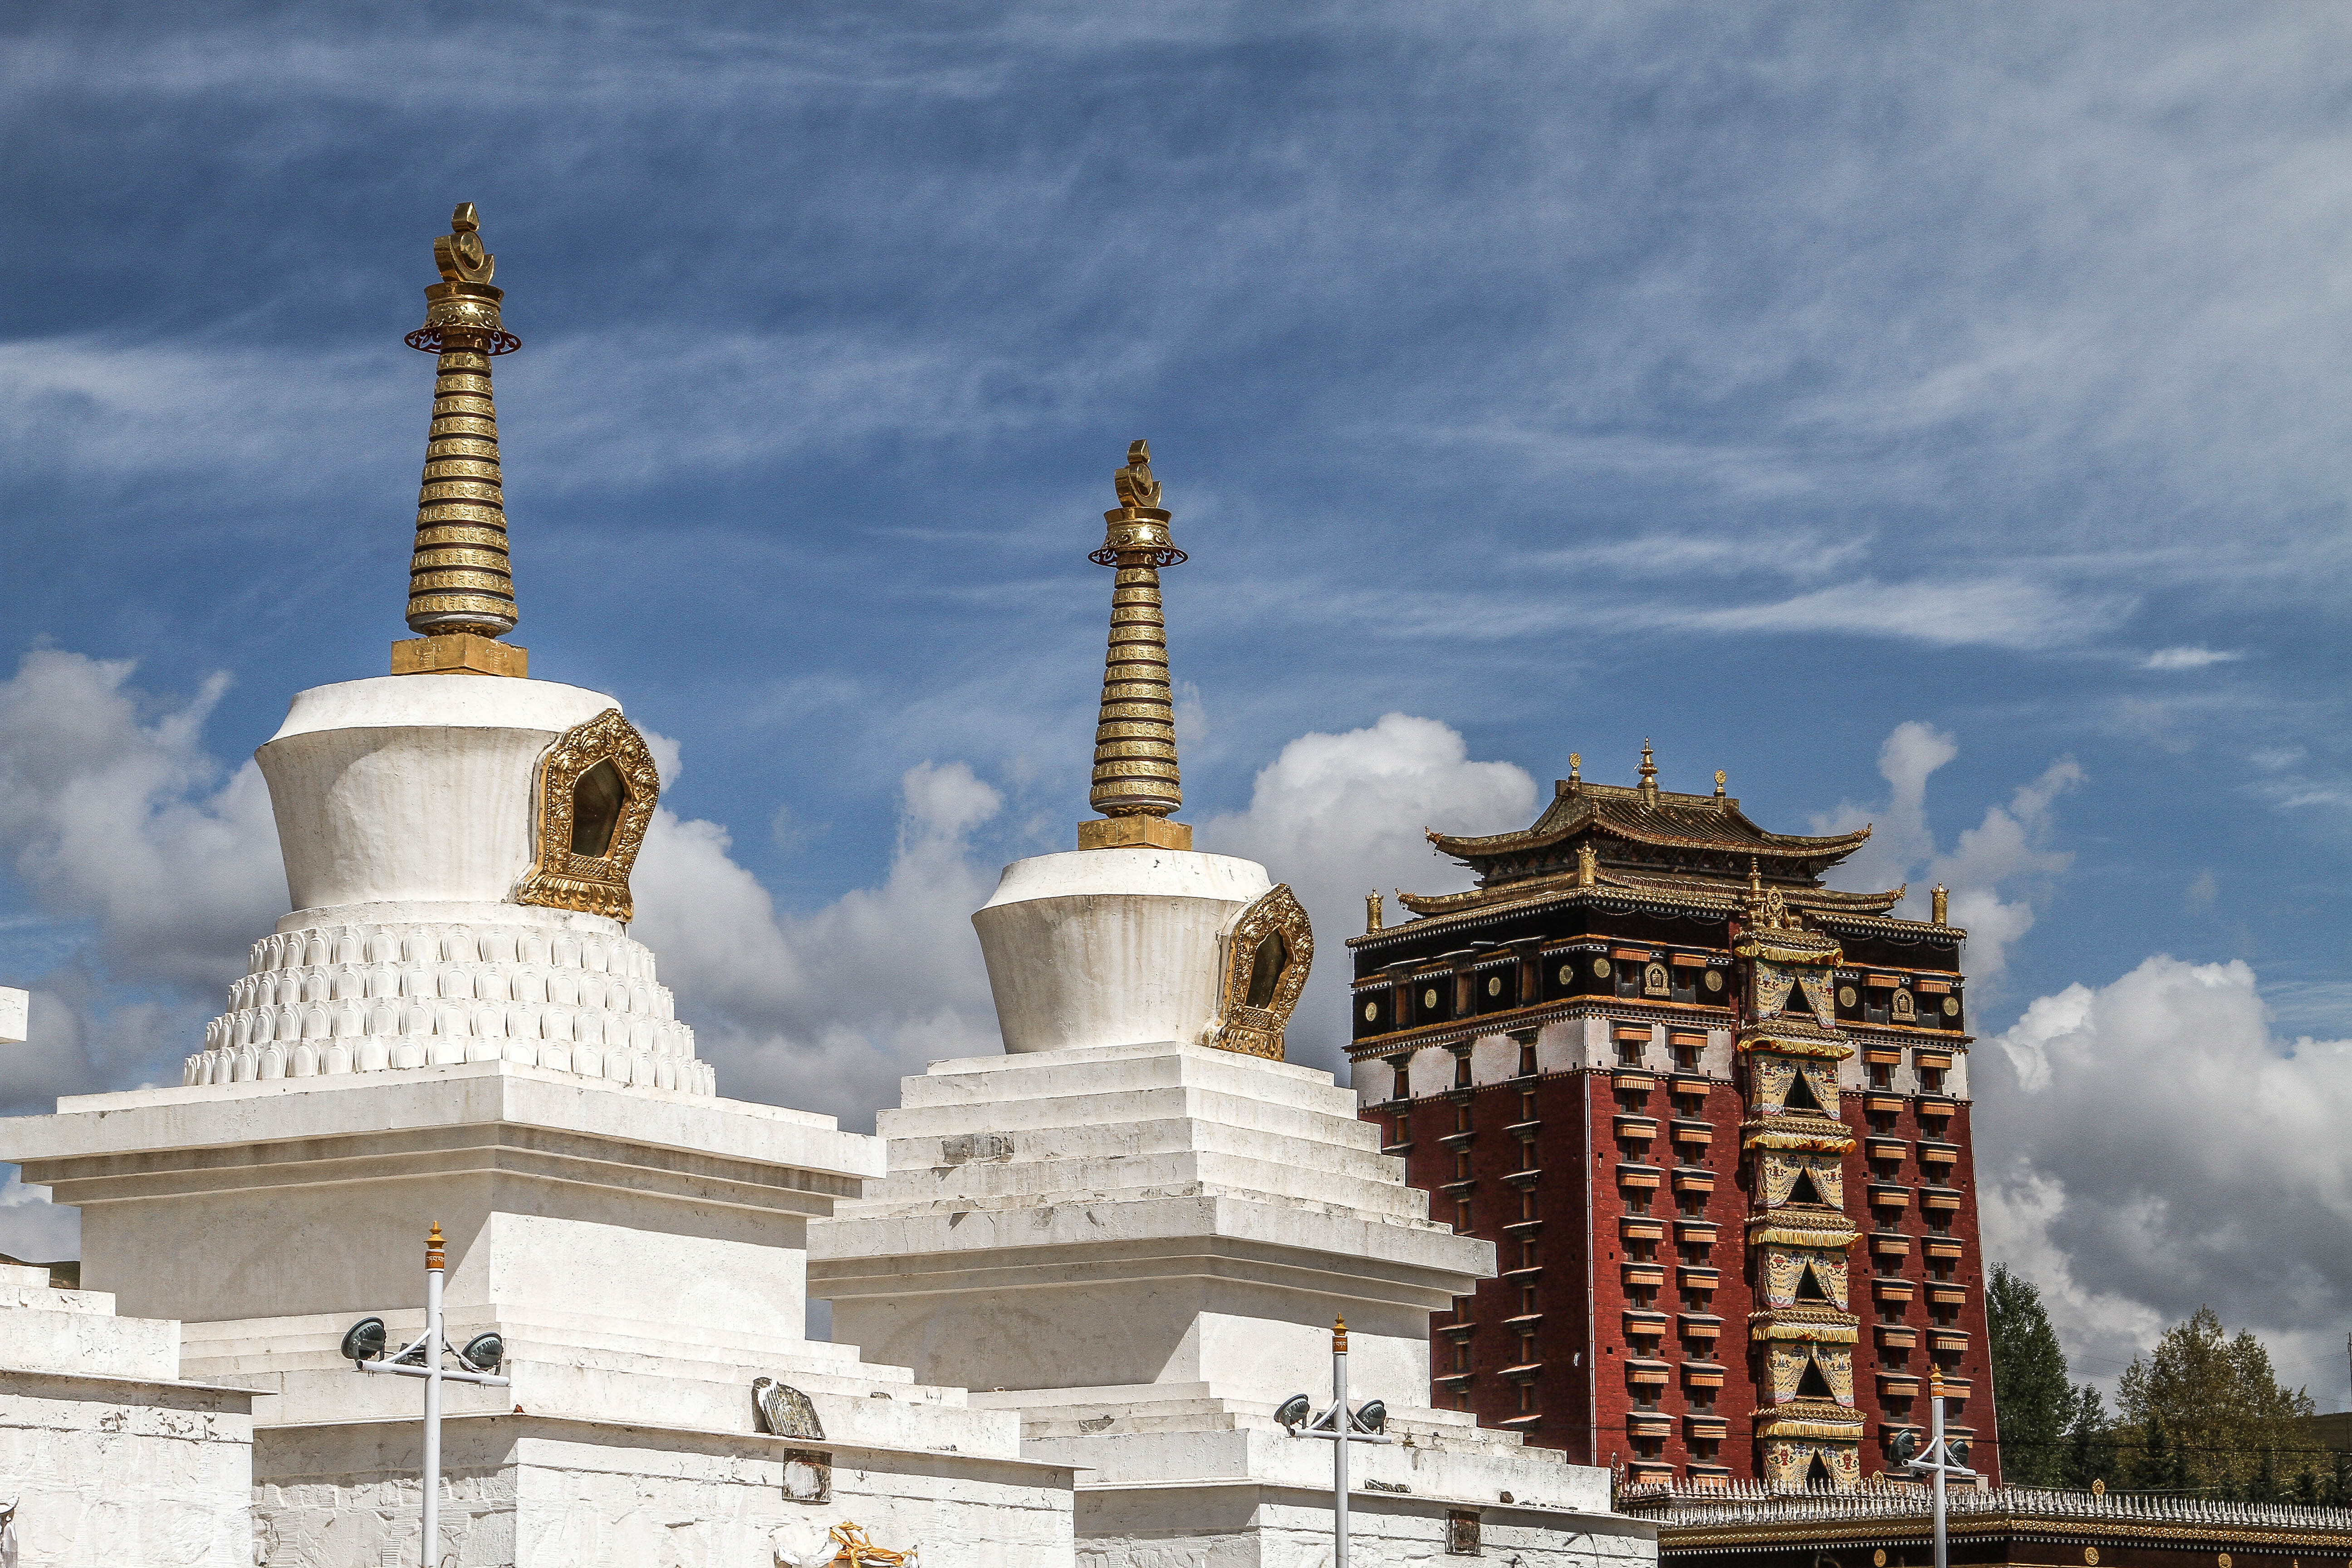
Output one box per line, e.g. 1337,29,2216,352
1333,1315,1349,1353
1568,752,1581,784
1931,883,1949,926
1577,841,1598,887
1714,769,1727,798
1365,890,1383,932
1929,1364,1945,1394
1078,440,1191,850
393,203,527,678
426,1220,446,1269
1637,739,1657,792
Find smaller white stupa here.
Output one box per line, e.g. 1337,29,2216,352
812,446,1653,1568
0,206,1070,1568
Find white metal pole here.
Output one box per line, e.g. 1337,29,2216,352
422,1223,444,1568
1333,1318,1349,1568
1929,1367,1947,1568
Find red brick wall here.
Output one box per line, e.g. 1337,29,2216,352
1374,1064,1993,1488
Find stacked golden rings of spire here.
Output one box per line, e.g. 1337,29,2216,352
1088,499,1184,819
406,266,518,638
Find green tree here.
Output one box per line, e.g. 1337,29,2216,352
2133,1411,2174,1492
1989,1265,2077,1486
2116,1307,2317,1494
2059,1383,2117,1491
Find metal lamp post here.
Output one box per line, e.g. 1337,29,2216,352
338,1223,510,1568
1277,1317,1393,1568
1890,1366,1977,1568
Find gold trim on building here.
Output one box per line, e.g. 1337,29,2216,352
511,709,660,921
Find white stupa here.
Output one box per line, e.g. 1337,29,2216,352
810,446,1654,1568
0,206,1071,1568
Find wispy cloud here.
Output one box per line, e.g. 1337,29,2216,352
2143,646,2244,671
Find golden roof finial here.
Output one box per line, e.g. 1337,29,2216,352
1637,739,1658,802
1078,440,1191,851
1931,883,1949,926
393,203,527,678
1568,752,1581,784
1714,769,1727,798
1365,889,1384,932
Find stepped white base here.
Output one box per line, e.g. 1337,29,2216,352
812,1042,1651,1568
0,1063,1077,1568
0,1264,256,1568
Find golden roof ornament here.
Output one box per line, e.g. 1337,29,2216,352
392,202,527,679
1637,739,1659,804
1931,882,1949,926
1079,440,1191,851
1364,889,1383,932
1714,769,1728,799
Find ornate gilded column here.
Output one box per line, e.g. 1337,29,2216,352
391,203,528,679
1078,441,1192,851
1737,867,1866,1490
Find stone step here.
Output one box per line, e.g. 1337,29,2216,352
877,1085,1384,1153
855,1151,1431,1222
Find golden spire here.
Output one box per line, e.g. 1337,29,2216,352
1637,739,1659,803
1078,440,1191,851
392,203,527,679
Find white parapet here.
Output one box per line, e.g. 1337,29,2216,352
0,1262,257,1567
972,847,1270,1054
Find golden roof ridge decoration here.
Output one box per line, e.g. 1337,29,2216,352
393,202,528,679
1078,439,1191,852
1386,869,1905,924
1426,747,1874,864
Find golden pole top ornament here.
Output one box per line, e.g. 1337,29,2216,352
1079,439,1192,851
426,1220,445,1269
392,203,528,678
1333,1315,1348,1352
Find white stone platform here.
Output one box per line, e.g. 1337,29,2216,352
0,1063,1076,1568
811,1041,1649,1568
0,1262,255,1567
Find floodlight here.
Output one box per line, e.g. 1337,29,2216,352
1276,1394,1312,1431
1889,1430,1920,1465
460,1332,504,1373
1947,1438,1970,1468
340,1316,387,1363
1355,1399,1387,1434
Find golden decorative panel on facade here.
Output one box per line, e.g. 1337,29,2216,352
511,709,660,921
1208,884,1313,1060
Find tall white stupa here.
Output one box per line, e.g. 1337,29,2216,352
809,447,1653,1568
0,206,1073,1568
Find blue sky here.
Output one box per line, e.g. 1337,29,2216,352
4,4,2348,1408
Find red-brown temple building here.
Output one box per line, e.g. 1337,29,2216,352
1346,746,1996,1492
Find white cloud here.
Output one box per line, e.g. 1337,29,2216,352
1198,713,1539,1078
2143,646,2244,671
0,651,284,990
1977,956,2352,1406
1815,722,2081,985
0,1172,78,1267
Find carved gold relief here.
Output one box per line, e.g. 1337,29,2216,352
511,709,660,921
1208,884,1313,1060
